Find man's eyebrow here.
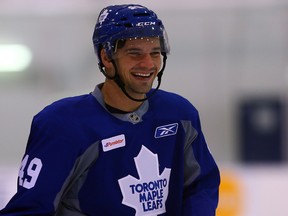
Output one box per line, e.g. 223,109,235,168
125,47,141,52
125,47,161,52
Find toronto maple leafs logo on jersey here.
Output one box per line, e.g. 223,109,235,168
118,146,171,216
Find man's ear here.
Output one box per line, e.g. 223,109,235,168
101,49,113,69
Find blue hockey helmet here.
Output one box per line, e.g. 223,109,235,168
92,4,170,64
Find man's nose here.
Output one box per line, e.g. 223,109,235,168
139,53,155,68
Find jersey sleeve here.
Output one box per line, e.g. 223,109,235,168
182,112,220,216
0,111,82,215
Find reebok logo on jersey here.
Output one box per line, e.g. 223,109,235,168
102,134,126,152
154,123,178,138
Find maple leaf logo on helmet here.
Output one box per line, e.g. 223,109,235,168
98,9,109,25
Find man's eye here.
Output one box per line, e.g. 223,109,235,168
151,52,160,57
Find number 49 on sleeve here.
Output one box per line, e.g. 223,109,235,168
18,154,43,189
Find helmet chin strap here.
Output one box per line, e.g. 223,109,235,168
100,53,167,102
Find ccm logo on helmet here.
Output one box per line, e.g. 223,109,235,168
136,21,156,26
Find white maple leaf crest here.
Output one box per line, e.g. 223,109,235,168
118,145,171,216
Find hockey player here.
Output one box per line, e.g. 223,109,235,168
0,4,220,216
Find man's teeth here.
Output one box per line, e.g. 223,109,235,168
134,73,151,77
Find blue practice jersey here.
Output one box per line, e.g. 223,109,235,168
0,85,220,216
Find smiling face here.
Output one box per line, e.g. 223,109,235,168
111,37,162,99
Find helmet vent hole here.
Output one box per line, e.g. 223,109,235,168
124,23,133,27
133,12,150,17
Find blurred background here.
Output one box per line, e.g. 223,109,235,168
1,0,288,215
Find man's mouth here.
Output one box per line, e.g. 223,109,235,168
132,72,153,78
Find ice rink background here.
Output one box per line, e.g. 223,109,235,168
1,0,288,215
